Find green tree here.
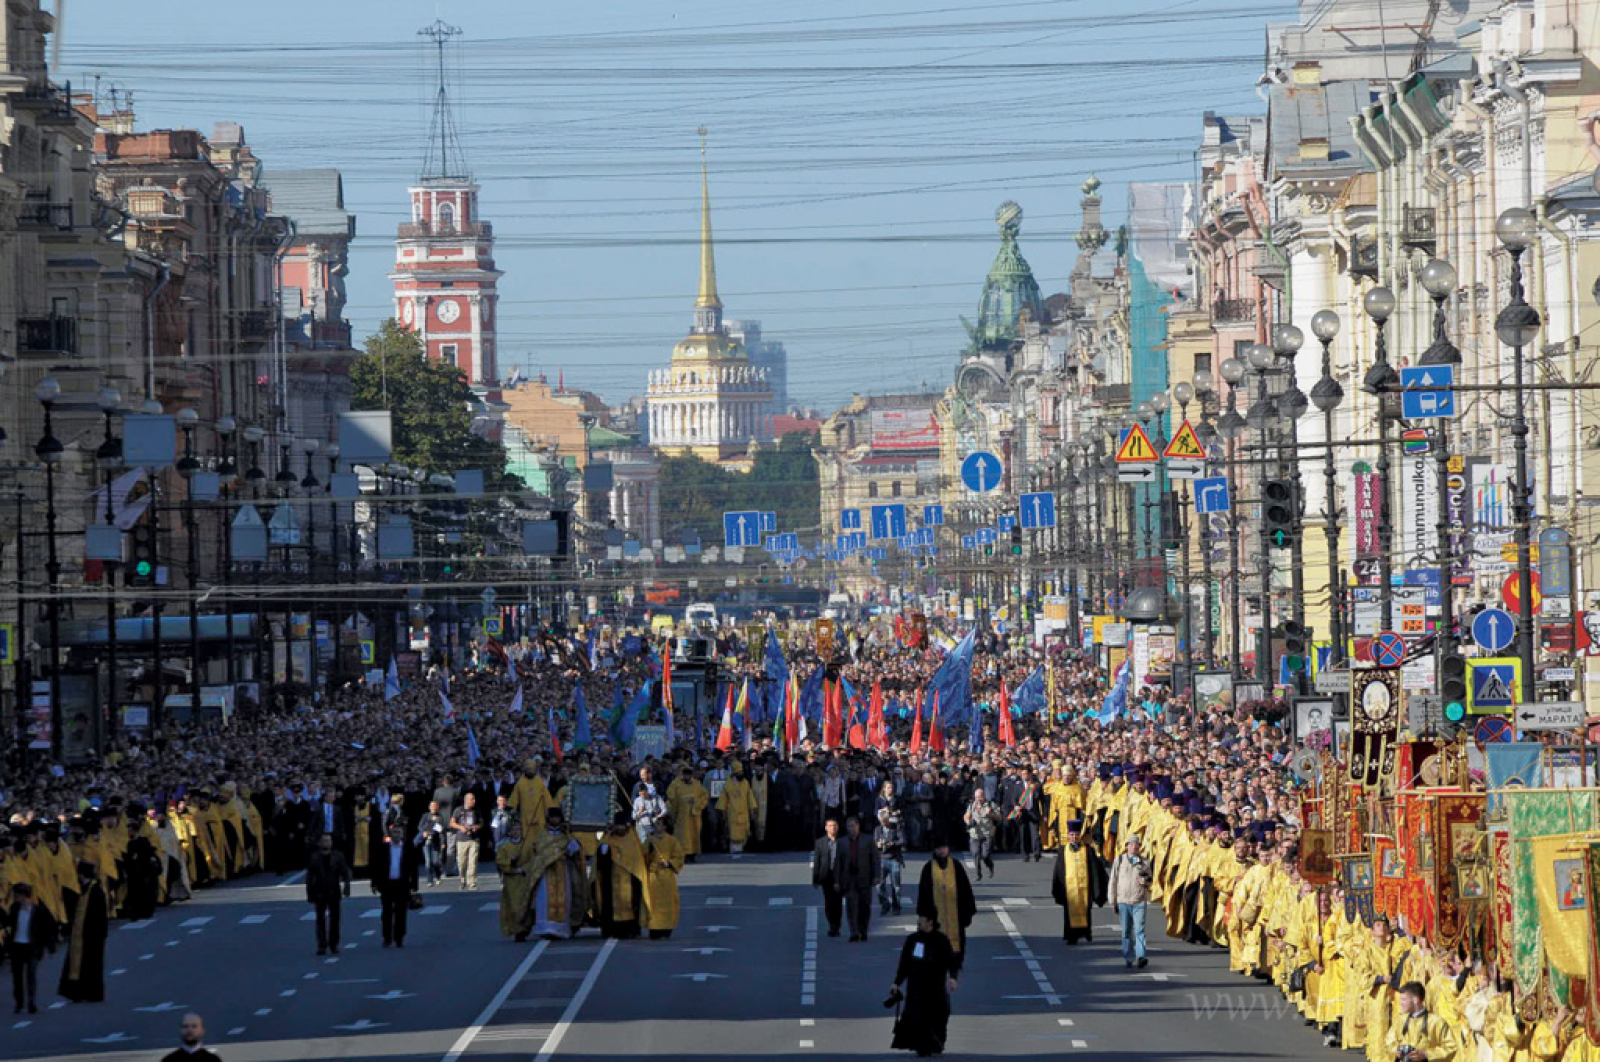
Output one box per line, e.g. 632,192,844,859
656,431,821,541
349,320,518,488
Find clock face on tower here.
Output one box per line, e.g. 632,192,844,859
400,301,414,326
437,298,461,324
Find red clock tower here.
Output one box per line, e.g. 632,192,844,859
391,20,501,392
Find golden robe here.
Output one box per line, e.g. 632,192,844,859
645,834,685,932
716,776,758,847
666,778,709,856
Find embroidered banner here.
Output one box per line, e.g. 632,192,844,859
1490,825,1514,980
1434,792,1485,948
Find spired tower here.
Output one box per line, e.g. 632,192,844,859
646,132,773,461
390,20,502,392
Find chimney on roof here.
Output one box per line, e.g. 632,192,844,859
1292,61,1321,86
1298,136,1330,162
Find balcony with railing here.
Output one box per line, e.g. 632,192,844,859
18,315,79,355
397,219,493,240
1212,297,1255,325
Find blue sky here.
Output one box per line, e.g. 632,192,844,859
62,0,1287,409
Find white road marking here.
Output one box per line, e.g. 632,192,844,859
1131,972,1182,982
180,917,213,928
240,914,271,925
437,939,551,1062
801,994,815,1006
1057,1018,1076,1026
768,897,793,906
227,1027,246,1036
531,939,616,1062
254,1009,272,1017
419,905,449,915
674,973,727,983
1072,1039,1088,1048
329,979,381,985
360,909,381,919
800,1019,815,1027
82,1033,136,1044
301,912,317,921
684,947,730,955
1003,898,1030,906
799,1040,815,1048
304,973,319,981
333,1019,387,1031
701,924,738,933
49,1001,66,1010
280,990,296,998
139,954,154,961
363,930,376,936
479,902,499,912
276,870,308,887
14,1020,32,1029
133,1002,186,1013
995,908,1062,1005
706,896,733,905
120,920,152,931
110,968,126,976
368,990,416,1001
164,940,181,947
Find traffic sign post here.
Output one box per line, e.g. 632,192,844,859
722,510,762,548
1163,420,1207,480
1115,424,1159,464
1513,701,1585,731
1372,631,1407,669
961,452,1003,494
1019,491,1057,529
1467,657,1521,714
1194,477,1231,514
1471,608,1516,653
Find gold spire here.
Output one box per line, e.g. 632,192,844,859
696,126,721,311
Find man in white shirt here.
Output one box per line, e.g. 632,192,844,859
7,882,44,1014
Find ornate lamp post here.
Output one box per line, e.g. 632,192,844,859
1218,357,1248,678
1272,324,1309,633
1362,285,1399,630
300,436,321,693
1245,342,1277,685
1418,259,1462,687
1309,310,1346,667
176,407,202,705
1192,368,1219,669
34,375,63,755
1172,380,1196,685
215,415,238,691
96,386,124,729
1494,208,1542,703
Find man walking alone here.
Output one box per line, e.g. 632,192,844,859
1108,835,1152,968
306,833,352,955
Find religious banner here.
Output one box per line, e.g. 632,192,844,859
1502,790,1600,992
1375,837,1404,921
1343,855,1375,925
1397,791,1436,935
1529,833,1591,979
1350,669,1401,790
1354,471,1383,579
1490,824,1514,980
1300,828,1335,885
815,618,836,660
1337,782,1367,858
1584,842,1600,1043
1434,792,1485,948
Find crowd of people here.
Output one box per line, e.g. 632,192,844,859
0,616,1590,1061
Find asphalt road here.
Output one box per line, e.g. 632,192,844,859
9,852,1345,1062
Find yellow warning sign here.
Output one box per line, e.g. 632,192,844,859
1115,424,1159,463
1164,420,1206,460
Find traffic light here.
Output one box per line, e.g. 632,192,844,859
126,519,155,588
1262,479,1296,548
1440,650,1468,724
1281,620,1307,673
1010,525,1023,556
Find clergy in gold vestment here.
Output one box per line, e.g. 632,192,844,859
349,794,375,877
498,807,588,941
1050,820,1107,943
916,839,976,969
509,761,554,842
645,822,685,938
596,815,648,939
1357,918,1411,1062
715,764,758,853
666,771,709,858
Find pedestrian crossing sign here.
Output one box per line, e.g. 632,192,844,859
483,617,503,638
0,623,13,666
1115,424,1158,463
1467,656,1521,714
1164,420,1206,460
359,640,375,665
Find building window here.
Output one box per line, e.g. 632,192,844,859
868,482,879,499
1194,353,1212,376
891,481,902,497
439,202,456,232
440,344,458,367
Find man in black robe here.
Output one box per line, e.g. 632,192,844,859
594,811,644,939
59,861,108,1003
889,912,959,1057
915,835,976,970
1050,819,1107,943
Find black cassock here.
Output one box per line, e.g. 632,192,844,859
59,881,108,1003
594,842,642,939
891,929,959,1057
1050,841,1108,943
121,835,164,922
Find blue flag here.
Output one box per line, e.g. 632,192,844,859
1099,660,1132,727
466,722,481,768
968,713,985,754
798,667,826,725
763,630,790,721
611,681,650,748
384,657,401,702
923,628,976,726
1014,667,1047,715
572,686,593,751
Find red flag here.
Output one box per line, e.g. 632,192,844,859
548,706,565,764
867,680,887,752
998,678,1016,748
930,691,945,753
909,696,924,756
823,678,844,749
715,683,735,751
785,673,800,751
662,650,673,709
894,614,906,647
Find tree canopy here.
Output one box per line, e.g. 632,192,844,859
658,431,821,540
349,320,518,488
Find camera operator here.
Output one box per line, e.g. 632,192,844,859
1385,981,1453,1061
1108,835,1153,969
875,780,905,915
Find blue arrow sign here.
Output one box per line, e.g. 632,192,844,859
961,451,1003,493
961,534,976,550
1020,491,1057,529
722,511,761,548
1471,608,1515,653
923,504,944,526
976,528,997,545
841,509,862,531
997,514,1017,533
1194,476,1231,514
759,511,777,533
870,504,908,541
1398,365,1455,419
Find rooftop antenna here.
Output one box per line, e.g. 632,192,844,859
418,18,467,181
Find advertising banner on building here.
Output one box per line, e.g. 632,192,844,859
1354,471,1382,583
1400,440,1440,571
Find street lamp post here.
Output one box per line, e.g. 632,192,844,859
1362,285,1399,631
1219,357,1248,679
243,424,266,690
1246,342,1276,685
1192,369,1218,669
1494,209,1543,704
300,436,321,694
177,407,202,706
34,376,64,757
1419,259,1462,694
96,386,124,733
1173,381,1196,687
1271,324,1309,634
1310,310,1347,667
216,415,238,691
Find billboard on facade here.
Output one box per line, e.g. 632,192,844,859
869,408,939,452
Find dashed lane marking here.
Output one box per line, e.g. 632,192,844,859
531,939,616,1062
240,914,271,925
706,896,733,906
227,1027,245,1036
437,941,550,1062
768,897,793,906
180,917,213,928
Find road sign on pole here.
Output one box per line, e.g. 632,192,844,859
1019,491,1057,529
1115,425,1159,464
841,509,862,531
870,504,908,541
722,511,761,548
923,504,944,526
1540,528,1573,596
1193,477,1231,514
1471,608,1516,653
1398,364,1456,419
961,452,1003,493
1467,657,1521,713
1513,701,1585,731
1372,631,1407,668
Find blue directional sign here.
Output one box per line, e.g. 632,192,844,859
997,514,1017,533
1194,477,1231,514
759,511,777,533
865,548,887,561
976,528,997,546
1020,491,1057,529
1472,608,1516,653
1398,365,1456,420
870,504,908,541
961,451,1003,493
851,531,867,550
841,509,862,531
923,504,945,527
722,510,762,547
961,534,976,550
